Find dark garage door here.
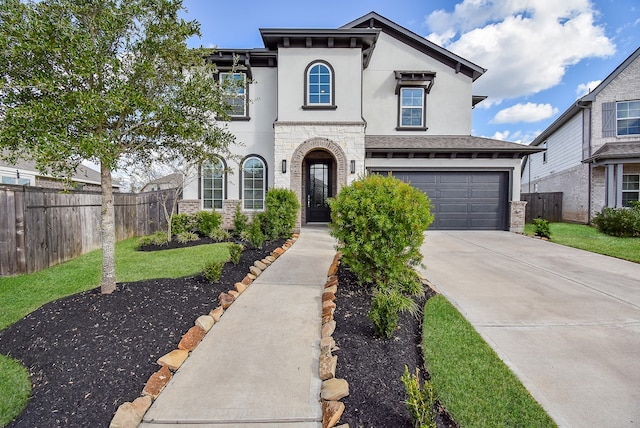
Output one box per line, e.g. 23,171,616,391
384,171,508,230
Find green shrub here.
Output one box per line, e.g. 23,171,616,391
171,213,196,235
228,243,243,265
209,227,232,242
368,287,418,338
137,231,169,248
260,188,300,239
245,218,265,249
401,365,437,428
194,210,222,236
593,204,640,237
176,231,199,244
203,259,226,282
233,203,249,236
533,218,551,238
329,174,433,287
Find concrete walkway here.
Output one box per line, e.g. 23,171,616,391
419,231,640,428
140,226,336,427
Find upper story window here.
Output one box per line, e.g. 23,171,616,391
242,156,266,211
303,61,336,109
202,158,225,210
395,71,435,131
220,72,247,118
542,141,548,163
400,88,425,127
617,101,640,136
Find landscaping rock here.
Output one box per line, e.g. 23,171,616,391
241,275,253,286
249,265,262,277
247,273,257,281
322,291,336,302
319,354,338,381
321,378,349,401
110,401,143,428
178,326,206,351
131,395,152,416
234,282,248,294
325,276,338,288
157,349,189,370
322,320,336,338
228,290,240,299
218,292,234,309
322,299,336,311
322,400,345,428
142,366,172,399
210,306,224,322
254,260,267,270
195,315,214,332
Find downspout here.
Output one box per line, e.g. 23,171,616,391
576,100,592,223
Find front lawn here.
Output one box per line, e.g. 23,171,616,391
524,222,640,263
0,237,229,427
422,295,557,428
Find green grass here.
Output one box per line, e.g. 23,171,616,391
0,354,31,427
0,237,230,426
422,295,557,428
524,222,640,263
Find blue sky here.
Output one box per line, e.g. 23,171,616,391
181,0,640,145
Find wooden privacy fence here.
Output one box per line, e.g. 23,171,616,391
0,185,176,276
521,192,563,223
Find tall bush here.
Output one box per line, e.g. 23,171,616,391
260,188,300,240
329,174,434,337
194,210,222,236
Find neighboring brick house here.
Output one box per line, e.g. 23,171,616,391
182,12,540,231
0,156,120,192
521,46,640,223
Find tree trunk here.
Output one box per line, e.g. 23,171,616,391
100,164,117,294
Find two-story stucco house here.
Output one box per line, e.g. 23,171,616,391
521,46,640,223
181,12,539,231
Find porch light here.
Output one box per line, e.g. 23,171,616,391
350,160,356,174
282,159,287,173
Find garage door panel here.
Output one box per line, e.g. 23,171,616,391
383,171,508,230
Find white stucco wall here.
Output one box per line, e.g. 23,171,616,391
363,32,473,135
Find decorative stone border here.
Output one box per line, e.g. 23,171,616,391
109,235,299,428
319,252,350,428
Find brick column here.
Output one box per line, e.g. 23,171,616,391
510,200,527,233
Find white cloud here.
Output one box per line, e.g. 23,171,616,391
576,79,602,97
425,0,615,104
491,102,558,124
484,129,541,144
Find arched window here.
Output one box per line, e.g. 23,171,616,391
202,158,225,210
306,61,334,106
242,156,266,210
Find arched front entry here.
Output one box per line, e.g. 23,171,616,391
290,138,348,225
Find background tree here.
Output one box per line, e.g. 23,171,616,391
0,0,236,293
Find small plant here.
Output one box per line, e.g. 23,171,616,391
176,231,199,244
368,288,418,338
171,213,196,235
533,218,551,239
593,204,640,237
137,231,169,248
402,366,437,428
233,203,249,237
246,218,265,249
203,259,226,282
228,243,243,265
194,210,222,236
209,227,232,242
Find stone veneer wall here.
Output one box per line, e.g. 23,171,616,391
509,201,527,233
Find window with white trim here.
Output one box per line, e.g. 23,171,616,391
400,87,425,127
202,158,225,210
622,174,639,206
617,101,640,136
220,72,247,117
306,62,333,106
242,156,265,211
1,176,30,185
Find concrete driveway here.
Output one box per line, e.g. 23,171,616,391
419,231,640,428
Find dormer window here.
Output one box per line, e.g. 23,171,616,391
303,61,337,110
395,71,435,130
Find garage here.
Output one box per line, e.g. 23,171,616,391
381,171,509,230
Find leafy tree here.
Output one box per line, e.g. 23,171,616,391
0,0,236,293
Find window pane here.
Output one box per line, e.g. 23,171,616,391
202,159,224,210
308,63,331,105
242,157,265,211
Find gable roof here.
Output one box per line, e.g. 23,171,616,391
530,46,640,147
583,142,640,164
341,12,486,81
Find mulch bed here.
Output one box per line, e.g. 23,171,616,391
333,263,458,428
0,238,458,428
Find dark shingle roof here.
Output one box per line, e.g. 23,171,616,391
583,141,640,163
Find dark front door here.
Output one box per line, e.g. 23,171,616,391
306,161,332,222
